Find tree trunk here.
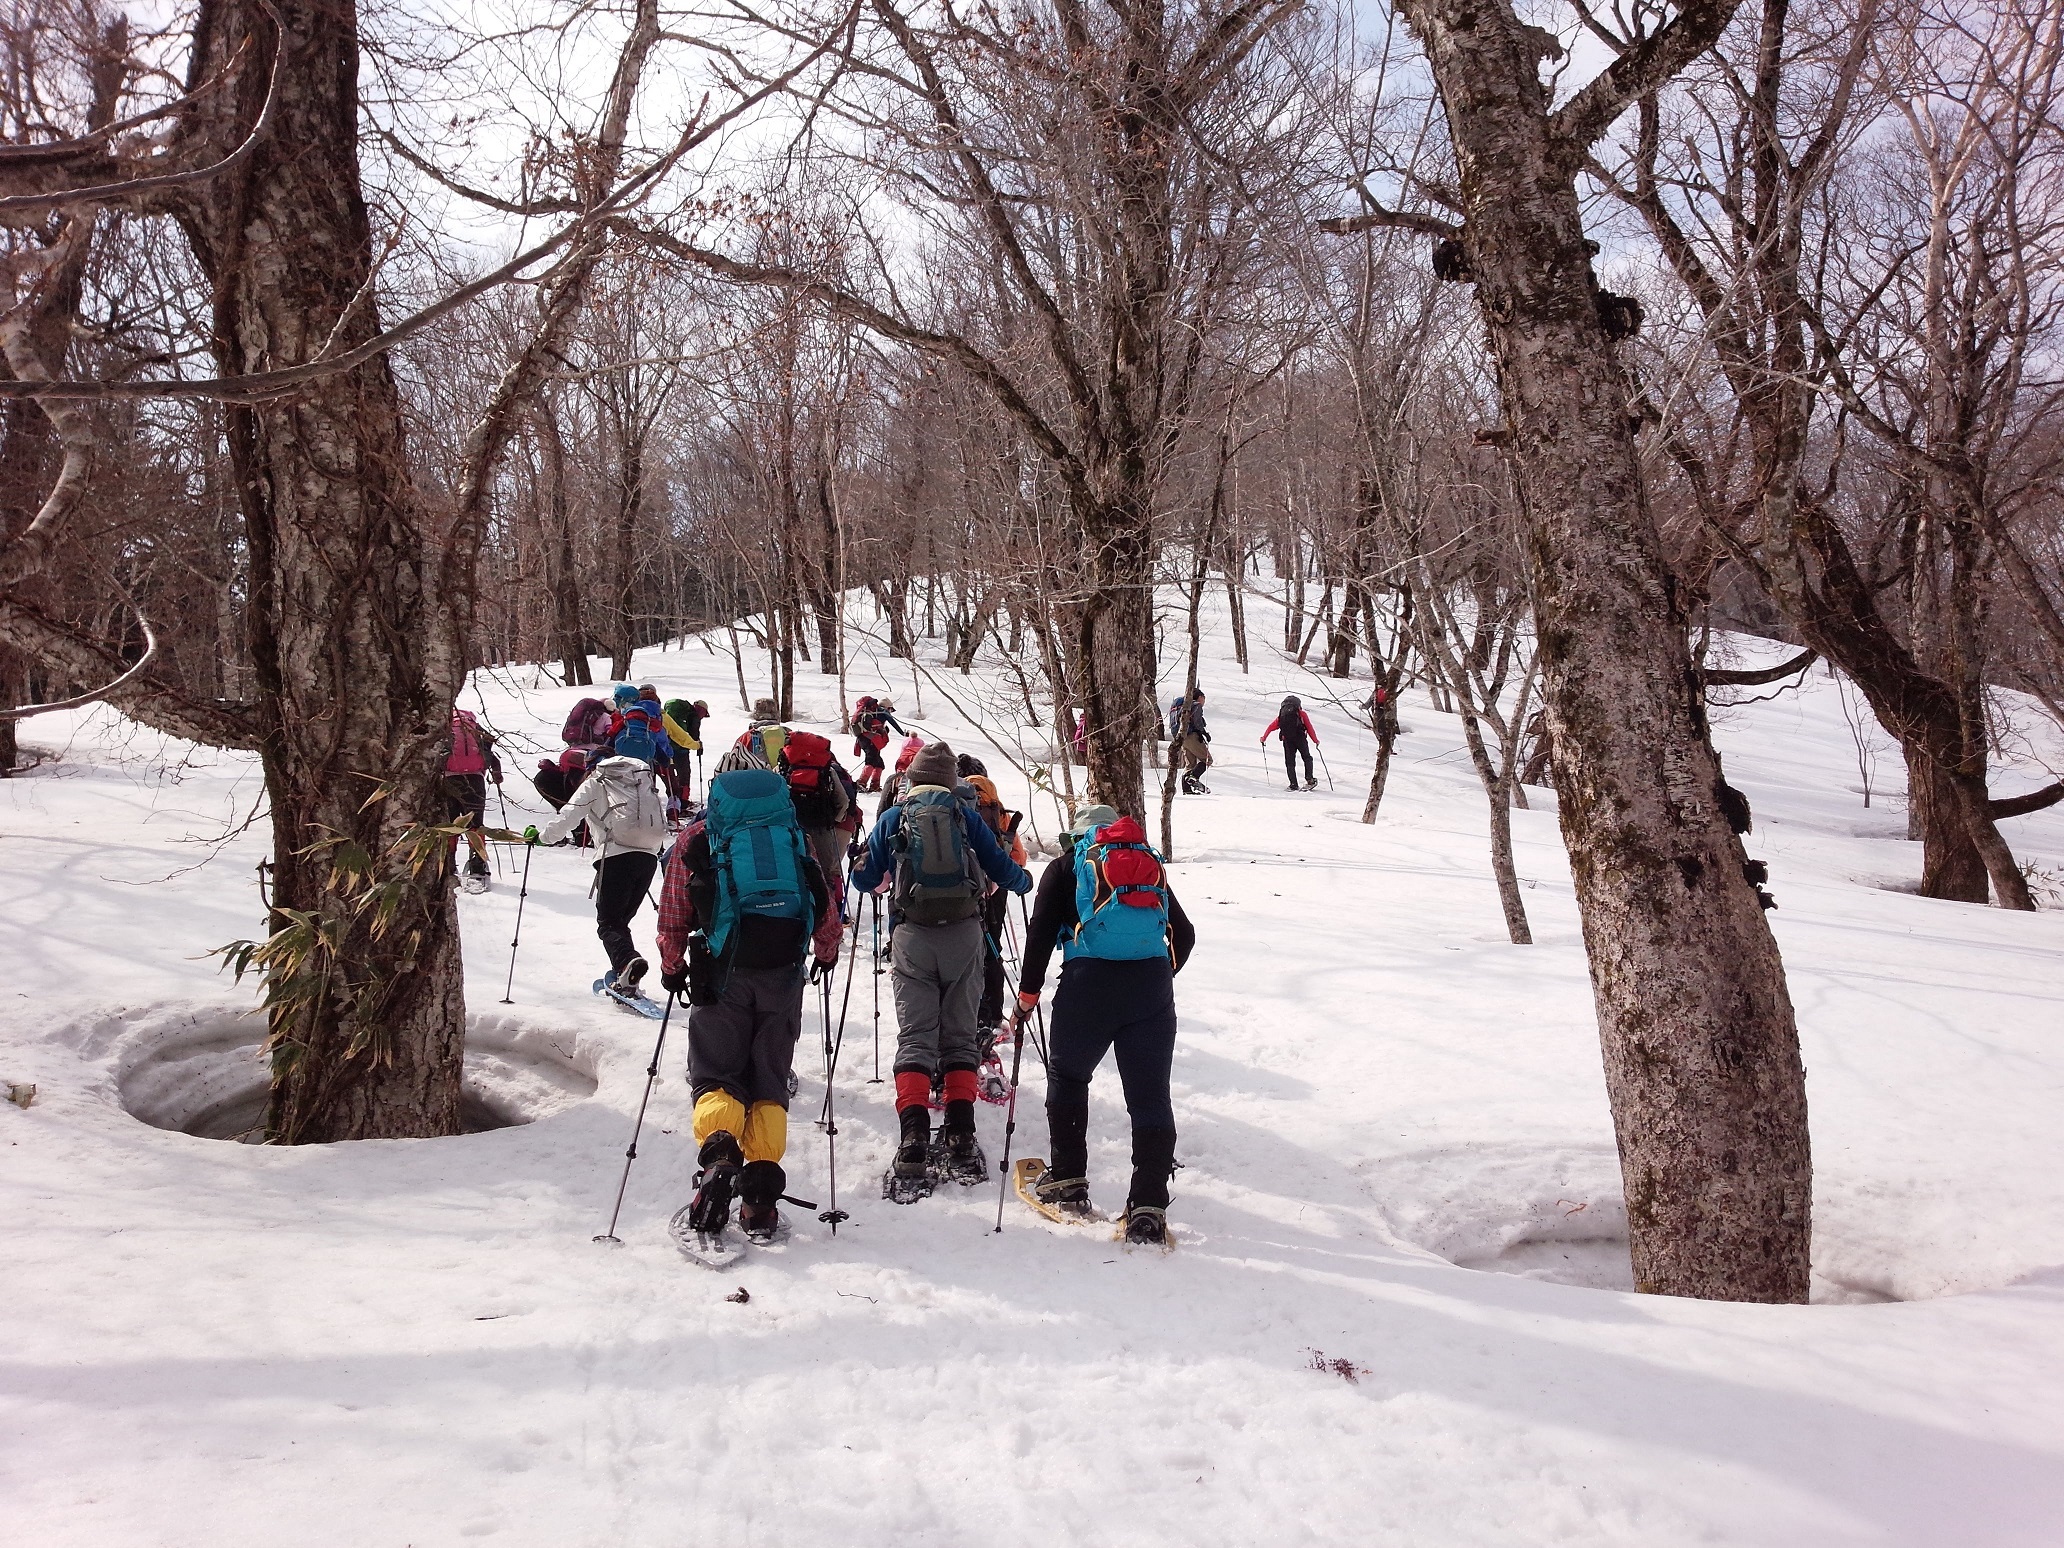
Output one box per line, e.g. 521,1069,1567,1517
1074,521,1156,819
1397,0,1810,1301
536,402,591,686
609,431,643,681
180,0,463,1141
1906,746,1987,901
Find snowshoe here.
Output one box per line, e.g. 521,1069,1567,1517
931,1126,988,1188
459,872,488,895
594,975,667,1019
667,1204,746,1268
976,1055,1011,1106
1116,1204,1174,1252
1303,778,1318,792
882,1167,936,1205
1013,1158,1103,1225
884,1110,935,1204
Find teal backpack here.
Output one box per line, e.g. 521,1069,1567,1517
891,786,981,924
703,769,814,961
1062,815,1171,963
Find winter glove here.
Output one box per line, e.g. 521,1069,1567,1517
661,965,689,997
1012,990,1040,1025
522,824,541,845
809,957,836,985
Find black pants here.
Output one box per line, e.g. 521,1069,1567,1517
1045,957,1179,1208
594,850,659,972
1282,738,1314,786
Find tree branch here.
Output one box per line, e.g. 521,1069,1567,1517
1990,781,2064,821
1550,0,1744,164
1703,646,1818,686
0,597,260,747
1317,204,1462,242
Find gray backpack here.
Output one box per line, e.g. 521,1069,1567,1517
891,786,981,924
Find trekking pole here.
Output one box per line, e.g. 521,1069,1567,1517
991,1003,1032,1233
499,844,533,1004
1317,743,1336,792
868,890,884,1084
818,970,850,1236
594,990,675,1244
822,900,863,1127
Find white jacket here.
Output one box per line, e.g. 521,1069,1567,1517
540,756,667,856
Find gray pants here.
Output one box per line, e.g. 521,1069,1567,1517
688,962,805,1108
890,917,985,1076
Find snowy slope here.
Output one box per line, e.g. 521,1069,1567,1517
5,584,2064,1548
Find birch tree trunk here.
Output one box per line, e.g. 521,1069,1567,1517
1385,0,1812,1301
179,0,463,1141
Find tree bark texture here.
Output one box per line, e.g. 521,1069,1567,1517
1396,0,1811,1300
179,0,463,1142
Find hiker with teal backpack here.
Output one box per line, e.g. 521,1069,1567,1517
850,741,1031,1198
654,768,843,1249
1014,804,1196,1246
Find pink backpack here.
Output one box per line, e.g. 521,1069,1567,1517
446,710,487,775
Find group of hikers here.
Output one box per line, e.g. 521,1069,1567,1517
441,684,1183,1250
438,676,1365,1253
1167,689,1328,794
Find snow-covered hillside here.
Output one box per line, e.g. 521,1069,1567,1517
6,584,2064,1547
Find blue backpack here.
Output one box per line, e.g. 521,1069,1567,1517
703,769,814,961
891,786,981,925
1062,816,1171,962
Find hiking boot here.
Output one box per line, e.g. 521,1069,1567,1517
1034,1171,1094,1219
689,1131,744,1235
618,956,649,993
894,1106,931,1178
1122,1205,1168,1247
737,1159,786,1242
1303,778,1318,791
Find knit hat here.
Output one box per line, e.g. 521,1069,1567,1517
956,753,988,778
751,697,779,722
1068,803,1119,838
906,742,959,791
613,684,638,706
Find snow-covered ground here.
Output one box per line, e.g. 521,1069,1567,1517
6,585,2064,1547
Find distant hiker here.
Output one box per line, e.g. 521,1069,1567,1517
1261,695,1320,791
1070,710,1087,763
851,695,906,792
1015,804,1195,1246
444,708,502,892
663,697,707,754
533,757,573,810
874,732,927,819
1171,689,1212,794
850,741,1031,1195
533,748,592,846
963,771,1028,1037
524,750,669,994
656,768,843,1247
561,694,615,754
1362,686,1400,739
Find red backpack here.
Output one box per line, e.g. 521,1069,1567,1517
780,730,834,792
